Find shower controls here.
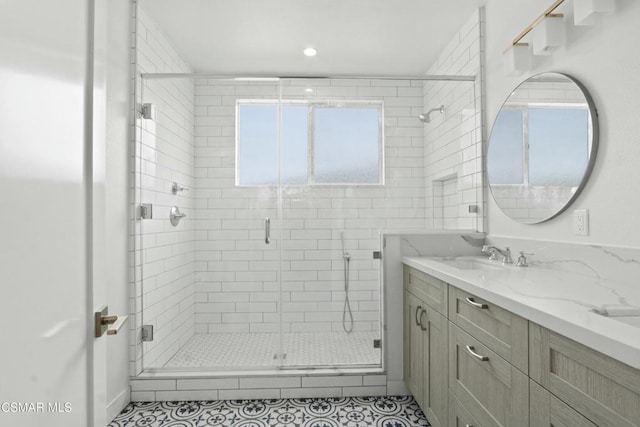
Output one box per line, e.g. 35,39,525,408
264,217,271,244
171,182,189,195
138,203,153,220
170,206,187,226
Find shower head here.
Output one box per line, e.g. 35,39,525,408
419,105,445,123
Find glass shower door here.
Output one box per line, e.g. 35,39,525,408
138,77,284,371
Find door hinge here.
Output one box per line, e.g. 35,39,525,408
373,339,382,348
141,325,154,342
138,203,153,220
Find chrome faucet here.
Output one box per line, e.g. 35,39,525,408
482,245,513,264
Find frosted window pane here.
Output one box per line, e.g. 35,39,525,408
237,104,277,185
281,105,308,185
488,109,524,185
529,108,589,186
314,107,380,183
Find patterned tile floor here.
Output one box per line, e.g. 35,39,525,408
164,332,380,369
109,396,430,426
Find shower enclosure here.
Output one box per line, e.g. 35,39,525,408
132,75,478,374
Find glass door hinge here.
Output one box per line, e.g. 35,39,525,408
141,325,154,342
138,204,153,220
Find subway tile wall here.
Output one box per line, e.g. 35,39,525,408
192,79,426,335
132,4,196,373
423,10,484,231
130,2,484,397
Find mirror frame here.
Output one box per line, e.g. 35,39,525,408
487,72,599,224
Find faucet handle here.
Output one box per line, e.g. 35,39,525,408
516,251,534,267
502,247,513,264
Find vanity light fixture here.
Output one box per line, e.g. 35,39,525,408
303,47,317,57
531,14,565,55
504,43,531,76
504,0,617,74
574,0,615,25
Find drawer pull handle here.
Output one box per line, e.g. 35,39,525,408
415,305,422,326
465,297,488,309
419,309,427,331
466,345,489,362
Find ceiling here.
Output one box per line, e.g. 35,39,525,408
139,0,484,76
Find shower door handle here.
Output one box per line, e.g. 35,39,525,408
265,217,270,244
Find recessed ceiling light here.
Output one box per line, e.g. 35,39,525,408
303,47,317,57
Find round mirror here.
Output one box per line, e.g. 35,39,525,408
487,72,598,224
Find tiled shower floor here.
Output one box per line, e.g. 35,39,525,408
164,332,380,368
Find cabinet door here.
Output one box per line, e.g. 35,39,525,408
404,290,424,402
530,323,640,427
530,380,597,427
421,308,448,427
449,324,529,426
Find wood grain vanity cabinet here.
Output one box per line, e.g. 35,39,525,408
530,380,597,427
448,286,528,373
448,287,529,427
403,265,640,427
403,266,448,427
449,323,529,426
530,323,640,427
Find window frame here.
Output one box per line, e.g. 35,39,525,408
235,99,385,187
501,101,591,187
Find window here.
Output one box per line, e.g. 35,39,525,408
488,104,589,187
236,100,383,186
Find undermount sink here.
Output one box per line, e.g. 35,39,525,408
429,257,506,271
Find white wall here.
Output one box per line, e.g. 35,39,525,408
484,0,640,247
423,10,484,231
106,0,134,420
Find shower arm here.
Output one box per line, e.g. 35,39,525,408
419,105,445,123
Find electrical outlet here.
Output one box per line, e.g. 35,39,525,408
573,209,589,236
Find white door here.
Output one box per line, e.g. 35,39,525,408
0,1,109,426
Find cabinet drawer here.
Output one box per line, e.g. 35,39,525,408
530,380,597,427
530,323,640,427
404,265,448,315
449,286,528,373
448,392,481,427
449,323,529,427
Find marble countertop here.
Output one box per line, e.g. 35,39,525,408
403,256,640,369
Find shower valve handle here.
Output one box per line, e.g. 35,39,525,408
265,217,270,244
